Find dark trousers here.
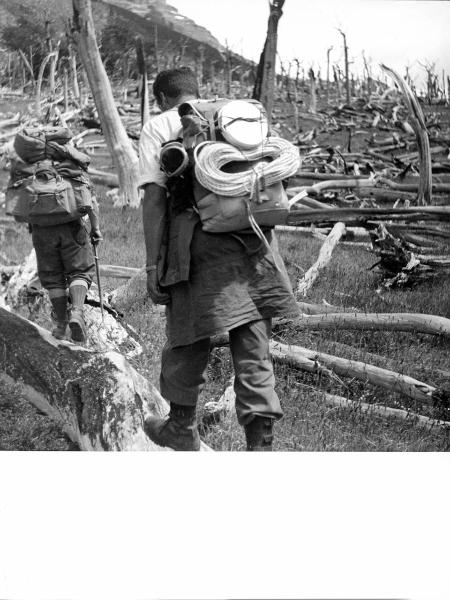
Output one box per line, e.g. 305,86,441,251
160,318,283,425
31,220,95,290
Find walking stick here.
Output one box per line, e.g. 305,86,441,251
92,239,105,322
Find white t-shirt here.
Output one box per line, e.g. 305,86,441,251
137,107,182,189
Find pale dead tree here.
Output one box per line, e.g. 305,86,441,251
44,19,59,97
381,63,432,206
252,0,285,126
18,49,36,91
68,41,81,103
333,64,342,100
209,60,217,93
293,57,302,92
419,60,438,103
196,44,205,85
362,50,372,95
224,41,233,96
135,37,149,127
338,28,350,104
72,0,140,208
326,46,333,104
308,67,317,113
35,50,58,116
153,23,160,72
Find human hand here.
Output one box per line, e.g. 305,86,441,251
147,269,170,305
90,228,103,243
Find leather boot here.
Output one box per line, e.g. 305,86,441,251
50,296,68,340
69,308,87,342
69,284,87,343
144,403,200,451
244,416,274,451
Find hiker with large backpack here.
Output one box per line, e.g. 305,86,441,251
6,127,102,343
139,67,301,451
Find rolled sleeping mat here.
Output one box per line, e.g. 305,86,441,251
160,141,190,177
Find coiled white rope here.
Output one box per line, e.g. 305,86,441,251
193,137,301,198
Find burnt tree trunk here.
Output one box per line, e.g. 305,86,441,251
72,0,140,208
339,29,350,104
135,37,149,127
252,0,285,127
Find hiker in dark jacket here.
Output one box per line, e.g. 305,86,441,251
139,67,299,451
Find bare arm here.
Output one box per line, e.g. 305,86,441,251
142,183,170,304
86,196,102,241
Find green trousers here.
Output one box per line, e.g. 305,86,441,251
160,318,283,426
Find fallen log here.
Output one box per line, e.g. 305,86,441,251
0,125,22,142
315,389,450,430
288,178,375,196
293,172,369,181
378,177,450,194
354,187,418,202
287,206,450,226
107,267,147,312
277,225,370,239
100,264,141,279
287,311,450,337
88,167,119,188
72,128,102,146
270,340,449,408
0,307,168,451
203,348,450,429
385,224,450,240
0,112,20,129
202,379,235,424
296,222,346,296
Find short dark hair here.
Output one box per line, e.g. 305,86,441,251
153,67,200,103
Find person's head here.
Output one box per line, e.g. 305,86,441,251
153,67,200,111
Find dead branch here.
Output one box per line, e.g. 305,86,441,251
100,265,141,279
202,379,235,424
88,167,119,188
270,340,449,408
288,311,450,337
315,389,450,430
296,222,346,296
287,206,450,226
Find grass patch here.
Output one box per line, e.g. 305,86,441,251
2,188,450,451
2,185,450,452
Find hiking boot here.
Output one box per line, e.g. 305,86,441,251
69,307,87,343
49,295,69,340
50,310,68,340
144,403,200,451
244,416,274,451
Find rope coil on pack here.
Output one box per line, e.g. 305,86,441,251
193,137,301,198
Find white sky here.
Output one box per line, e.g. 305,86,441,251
167,0,450,91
